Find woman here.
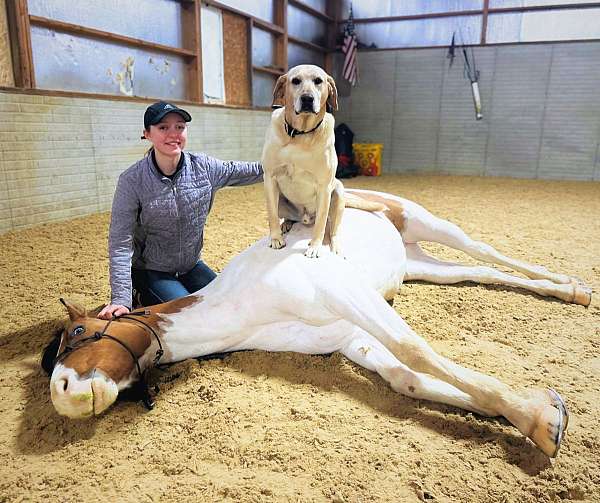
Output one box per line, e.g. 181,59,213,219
98,101,263,320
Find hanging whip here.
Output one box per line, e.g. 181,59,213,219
450,30,482,121
461,41,482,120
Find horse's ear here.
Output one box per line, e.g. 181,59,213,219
326,74,338,112
60,298,87,321
272,73,287,107
87,304,106,319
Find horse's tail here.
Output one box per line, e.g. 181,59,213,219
344,192,388,213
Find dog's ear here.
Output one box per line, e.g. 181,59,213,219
272,73,288,107
326,75,338,112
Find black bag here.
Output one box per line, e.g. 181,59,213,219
334,123,359,178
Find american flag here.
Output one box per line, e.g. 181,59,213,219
342,5,358,86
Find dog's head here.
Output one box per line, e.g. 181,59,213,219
272,65,338,116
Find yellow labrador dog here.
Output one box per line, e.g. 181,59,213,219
261,64,382,258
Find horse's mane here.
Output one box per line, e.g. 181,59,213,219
41,327,63,376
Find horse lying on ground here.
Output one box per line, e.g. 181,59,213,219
42,189,591,458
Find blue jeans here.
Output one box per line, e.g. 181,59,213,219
132,260,217,307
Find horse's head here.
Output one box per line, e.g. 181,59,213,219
43,299,160,419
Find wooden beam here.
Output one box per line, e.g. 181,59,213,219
250,17,285,35
6,0,34,88
340,2,600,25
344,10,482,24
182,1,201,102
202,0,284,34
287,36,328,53
247,18,253,106
324,0,340,74
481,0,490,45
253,65,285,77
201,0,250,19
29,15,196,59
274,0,288,72
5,1,21,86
0,84,262,110
288,0,333,22
196,1,204,102
490,2,600,15
353,37,600,53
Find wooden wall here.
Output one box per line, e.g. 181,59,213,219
223,11,251,106
0,0,15,87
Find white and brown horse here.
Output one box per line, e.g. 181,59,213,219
42,190,591,458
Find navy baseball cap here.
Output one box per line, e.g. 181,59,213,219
143,101,192,130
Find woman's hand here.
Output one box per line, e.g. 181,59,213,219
98,304,130,320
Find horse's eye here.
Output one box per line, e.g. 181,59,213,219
291,78,301,85
314,78,323,85
73,326,85,336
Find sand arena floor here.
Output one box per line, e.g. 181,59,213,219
0,174,598,503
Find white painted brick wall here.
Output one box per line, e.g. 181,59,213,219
0,91,270,232
0,149,10,233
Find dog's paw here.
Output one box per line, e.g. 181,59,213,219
269,236,286,249
280,220,295,234
302,213,314,225
329,242,344,257
304,244,323,258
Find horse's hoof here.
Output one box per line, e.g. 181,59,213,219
527,388,569,458
532,388,569,458
571,280,592,306
547,387,569,432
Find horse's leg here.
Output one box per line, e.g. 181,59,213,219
341,331,494,416
405,243,591,305
327,286,568,457
400,200,579,286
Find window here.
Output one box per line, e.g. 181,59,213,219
5,0,338,108
201,5,225,104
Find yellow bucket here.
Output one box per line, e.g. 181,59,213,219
353,143,383,176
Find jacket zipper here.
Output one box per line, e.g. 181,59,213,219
171,182,183,275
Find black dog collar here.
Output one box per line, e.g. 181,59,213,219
284,119,324,138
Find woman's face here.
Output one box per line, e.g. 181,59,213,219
144,112,188,158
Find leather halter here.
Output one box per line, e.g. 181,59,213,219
284,118,323,138
53,309,165,409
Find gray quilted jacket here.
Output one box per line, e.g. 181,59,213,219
108,151,263,308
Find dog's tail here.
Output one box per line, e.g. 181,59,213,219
344,192,388,213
